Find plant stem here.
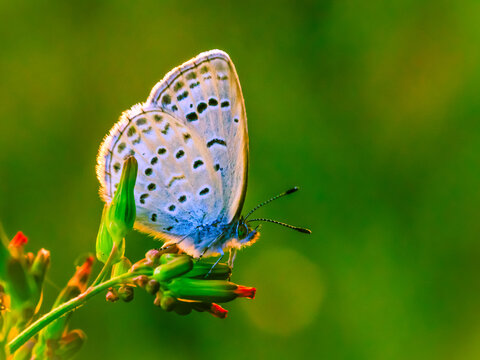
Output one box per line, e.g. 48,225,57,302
91,242,118,287
7,268,151,354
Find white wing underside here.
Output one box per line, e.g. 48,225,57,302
96,50,249,257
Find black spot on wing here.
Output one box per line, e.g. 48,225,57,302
136,118,147,125
207,138,227,148
176,149,185,159
140,193,149,204
162,94,171,105
173,81,184,91
208,98,218,106
177,91,188,101
197,102,207,114
186,112,198,122
199,187,210,196
127,127,136,137
193,159,204,169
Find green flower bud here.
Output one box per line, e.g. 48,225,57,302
159,253,181,265
145,279,160,295
165,278,256,303
118,285,134,302
6,257,36,314
160,293,177,311
106,156,138,242
186,261,232,280
111,256,132,278
153,255,193,282
30,249,50,289
96,205,125,264
173,300,193,316
56,329,86,359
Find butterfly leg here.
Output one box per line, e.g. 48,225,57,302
205,250,224,278
227,248,238,269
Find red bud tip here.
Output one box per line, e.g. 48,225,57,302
209,303,228,319
234,286,256,299
68,256,95,290
10,231,28,248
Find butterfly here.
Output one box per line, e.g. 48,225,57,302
96,50,310,263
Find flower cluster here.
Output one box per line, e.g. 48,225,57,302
106,247,255,318
0,232,92,359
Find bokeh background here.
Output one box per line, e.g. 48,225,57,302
1,0,480,359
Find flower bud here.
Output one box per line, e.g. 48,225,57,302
56,329,86,359
133,275,149,288
9,231,28,258
30,249,50,289
159,253,182,265
192,302,228,319
118,285,134,302
106,288,119,302
153,255,193,282
96,205,125,264
160,293,177,311
165,278,256,303
106,156,138,242
173,301,193,316
111,256,132,278
145,249,162,266
186,261,231,280
145,279,160,295
6,257,35,312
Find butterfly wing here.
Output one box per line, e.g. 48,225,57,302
97,50,248,257
97,107,225,252
147,49,249,224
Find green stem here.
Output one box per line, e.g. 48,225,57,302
7,268,152,354
91,242,118,287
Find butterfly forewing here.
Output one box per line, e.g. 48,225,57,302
147,50,249,223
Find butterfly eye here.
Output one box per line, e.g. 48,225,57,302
237,224,248,240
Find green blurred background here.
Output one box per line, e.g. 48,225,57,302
1,0,480,359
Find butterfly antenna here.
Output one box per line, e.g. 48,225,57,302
247,218,312,234
244,187,300,220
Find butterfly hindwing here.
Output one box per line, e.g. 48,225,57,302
97,108,224,244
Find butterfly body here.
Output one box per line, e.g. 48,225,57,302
97,50,259,258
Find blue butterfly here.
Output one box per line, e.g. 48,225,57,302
97,50,310,264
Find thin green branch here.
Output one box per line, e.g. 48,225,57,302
91,242,118,287
7,268,152,354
